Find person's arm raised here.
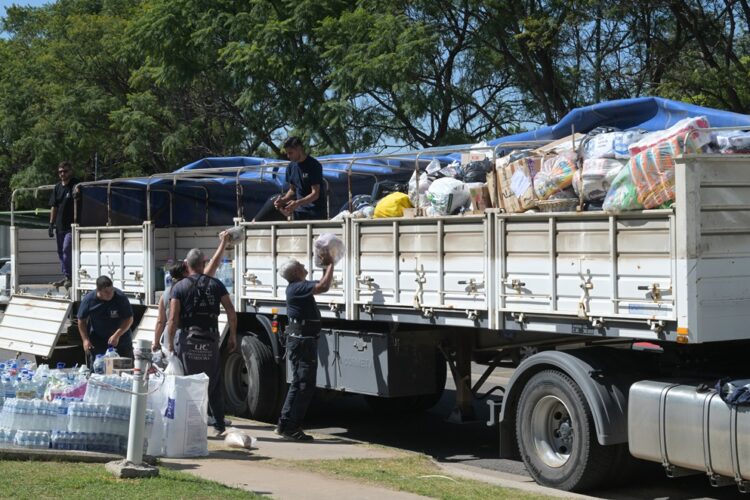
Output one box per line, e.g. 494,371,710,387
312,262,335,295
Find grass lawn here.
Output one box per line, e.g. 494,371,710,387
288,454,551,500
0,460,260,499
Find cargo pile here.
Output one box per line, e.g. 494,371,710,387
329,116,749,219
0,358,154,454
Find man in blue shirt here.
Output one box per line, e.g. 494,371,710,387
275,256,334,441
77,276,134,359
274,137,327,220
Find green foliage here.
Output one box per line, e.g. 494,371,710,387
1,0,749,210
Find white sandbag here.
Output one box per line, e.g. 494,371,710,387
426,177,470,215
583,131,645,160
162,373,210,458
313,233,345,268
164,352,184,376
573,159,627,201
225,430,257,450
714,131,750,153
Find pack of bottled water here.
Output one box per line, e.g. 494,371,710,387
84,374,132,407
0,398,78,432
13,430,50,450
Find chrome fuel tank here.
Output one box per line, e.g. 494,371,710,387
629,380,750,487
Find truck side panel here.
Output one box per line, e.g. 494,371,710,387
677,155,750,343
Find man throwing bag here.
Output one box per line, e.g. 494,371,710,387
167,248,238,437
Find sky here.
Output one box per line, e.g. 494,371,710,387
1,0,49,18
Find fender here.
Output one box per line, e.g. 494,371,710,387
498,347,651,458
253,314,281,361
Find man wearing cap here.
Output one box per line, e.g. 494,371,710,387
167,248,238,437
275,256,334,441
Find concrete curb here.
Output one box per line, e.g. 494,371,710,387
0,446,157,465
432,460,599,499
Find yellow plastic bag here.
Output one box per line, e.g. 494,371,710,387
373,192,413,218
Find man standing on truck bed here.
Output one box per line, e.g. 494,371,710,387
77,276,134,360
167,248,238,437
273,136,327,220
275,257,334,441
48,161,79,289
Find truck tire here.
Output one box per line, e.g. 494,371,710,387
515,369,620,492
222,348,250,418
364,353,447,413
242,335,281,423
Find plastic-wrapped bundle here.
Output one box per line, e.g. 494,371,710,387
628,116,711,156
534,151,578,200
629,134,700,209
313,233,345,268
603,165,643,212
583,131,645,159
426,178,470,215
573,159,627,201
713,131,750,154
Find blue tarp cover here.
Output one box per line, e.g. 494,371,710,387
80,97,750,227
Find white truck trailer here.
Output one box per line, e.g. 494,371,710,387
3,150,750,492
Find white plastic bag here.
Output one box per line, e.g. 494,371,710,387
146,375,169,456
426,177,470,215
313,233,345,268
164,352,184,376
225,430,256,450
162,373,210,458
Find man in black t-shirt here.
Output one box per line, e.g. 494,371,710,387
48,161,79,288
168,248,238,436
77,276,134,360
273,136,327,220
275,257,334,441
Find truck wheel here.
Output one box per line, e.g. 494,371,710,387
516,369,618,492
222,348,250,418
242,335,281,423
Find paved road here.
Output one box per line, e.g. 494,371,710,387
303,363,746,500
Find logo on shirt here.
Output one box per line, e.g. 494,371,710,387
109,309,119,319
302,173,309,179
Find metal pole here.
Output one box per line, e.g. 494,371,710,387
126,338,151,464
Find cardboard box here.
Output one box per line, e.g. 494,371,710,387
105,356,133,375
469,184,492,212
497,156,541,213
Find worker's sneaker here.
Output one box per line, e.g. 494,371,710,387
207,416,232,427
212,427,226,438
277,427,314,442
51,277,66,288
63,278,72,289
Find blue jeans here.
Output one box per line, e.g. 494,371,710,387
279,335,318,430
56,230,72,278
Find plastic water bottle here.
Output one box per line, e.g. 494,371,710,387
93,355,105,375
164,258,174,289
220,257,234,294
105,347,119,359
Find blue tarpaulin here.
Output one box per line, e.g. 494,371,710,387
489,97,750,150
79,97,750,227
